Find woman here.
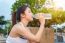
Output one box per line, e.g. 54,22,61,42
6,5,45,43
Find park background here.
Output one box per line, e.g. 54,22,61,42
0,0,65,43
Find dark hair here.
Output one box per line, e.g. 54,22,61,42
16,5,28,22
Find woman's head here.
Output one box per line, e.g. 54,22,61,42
16,5,33,22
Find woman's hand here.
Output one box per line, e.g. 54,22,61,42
36,13,45,25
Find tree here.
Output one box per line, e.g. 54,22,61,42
0,16,7,34
11,0,46,27
4,20,12,35
11,0,65,27
0,16,7,25
11,0,46,13
0,27,4,34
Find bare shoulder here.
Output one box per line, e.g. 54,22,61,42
12,23,20,29
13,23,30,32
12,23,24,30
11,24,19,30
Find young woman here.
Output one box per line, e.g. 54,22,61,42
6,5,45,43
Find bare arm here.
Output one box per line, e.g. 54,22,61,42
15,23,44,43
16,13,45,43
28,24,44,43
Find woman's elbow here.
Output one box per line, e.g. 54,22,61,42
31,39,40,43
35,38,40,43
29,37,40,43
28,39,40,43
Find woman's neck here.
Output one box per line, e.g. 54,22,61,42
20,19,29,27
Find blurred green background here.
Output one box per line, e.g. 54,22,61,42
0,0,65,36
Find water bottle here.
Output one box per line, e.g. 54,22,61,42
33,13,52,19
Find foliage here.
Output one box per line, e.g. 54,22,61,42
11,0,65,27
0,16,7,25
0,16,7,34
11,0,46,27
4,21,12,35
45,9,65,27
0,16,12,35
11,0,46,14
0,27,4,34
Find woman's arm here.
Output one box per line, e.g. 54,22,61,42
16,13,45,43
28,24,44,43
15,23,44,43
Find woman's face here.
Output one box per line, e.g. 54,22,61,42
24,7,33,21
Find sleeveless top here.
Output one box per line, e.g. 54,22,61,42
6,22,28,43
6,36,28,43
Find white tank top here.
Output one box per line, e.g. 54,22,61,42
6,23,28,43
6,36,28,43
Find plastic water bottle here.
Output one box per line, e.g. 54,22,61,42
33,13,52,19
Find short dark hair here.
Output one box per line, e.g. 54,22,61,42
16,5,28,22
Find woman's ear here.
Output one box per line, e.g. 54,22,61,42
20,13,26,18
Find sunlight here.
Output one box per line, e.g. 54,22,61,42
44,0,65,11
53,0,65,10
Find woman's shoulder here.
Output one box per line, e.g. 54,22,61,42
13,22,23,29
